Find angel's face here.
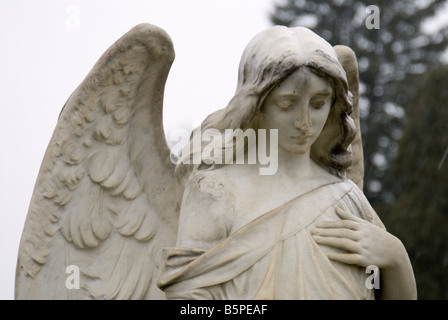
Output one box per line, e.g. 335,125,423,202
260,67,333,155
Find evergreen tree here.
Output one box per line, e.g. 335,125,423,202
270,0,448,205
380,65,448,299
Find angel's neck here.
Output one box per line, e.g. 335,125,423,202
275,147,314,178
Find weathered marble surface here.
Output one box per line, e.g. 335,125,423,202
15,23,416,300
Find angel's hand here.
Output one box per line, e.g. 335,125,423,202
311,207,404,269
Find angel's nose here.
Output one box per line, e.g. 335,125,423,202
293,106,311,132
294,120,311,131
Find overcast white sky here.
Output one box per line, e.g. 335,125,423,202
0,0,273,300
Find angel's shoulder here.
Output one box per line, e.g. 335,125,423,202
177,167,238,248
184,166,237,203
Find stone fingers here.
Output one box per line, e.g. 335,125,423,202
311,227,360,241
311,234,359,253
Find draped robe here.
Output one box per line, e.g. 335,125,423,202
157,179,385,299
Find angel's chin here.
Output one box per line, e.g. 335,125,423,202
282,144,311,155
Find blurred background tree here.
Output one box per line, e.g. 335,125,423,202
380,65,448,299
270,0,448,299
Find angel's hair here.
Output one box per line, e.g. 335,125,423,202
175,26,356,179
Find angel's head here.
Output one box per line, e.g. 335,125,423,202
259,65,335,157
178,26,356,177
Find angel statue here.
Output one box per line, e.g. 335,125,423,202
15,23,417,300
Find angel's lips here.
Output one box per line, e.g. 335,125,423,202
290,135,311,144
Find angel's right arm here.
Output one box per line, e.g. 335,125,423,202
176,170,234,251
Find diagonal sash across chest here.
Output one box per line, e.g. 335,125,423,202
158,180,354,293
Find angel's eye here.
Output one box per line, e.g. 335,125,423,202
310,100,325,110
310,93,332,110
277,100,293,110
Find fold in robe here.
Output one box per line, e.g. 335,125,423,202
157,179,385,299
